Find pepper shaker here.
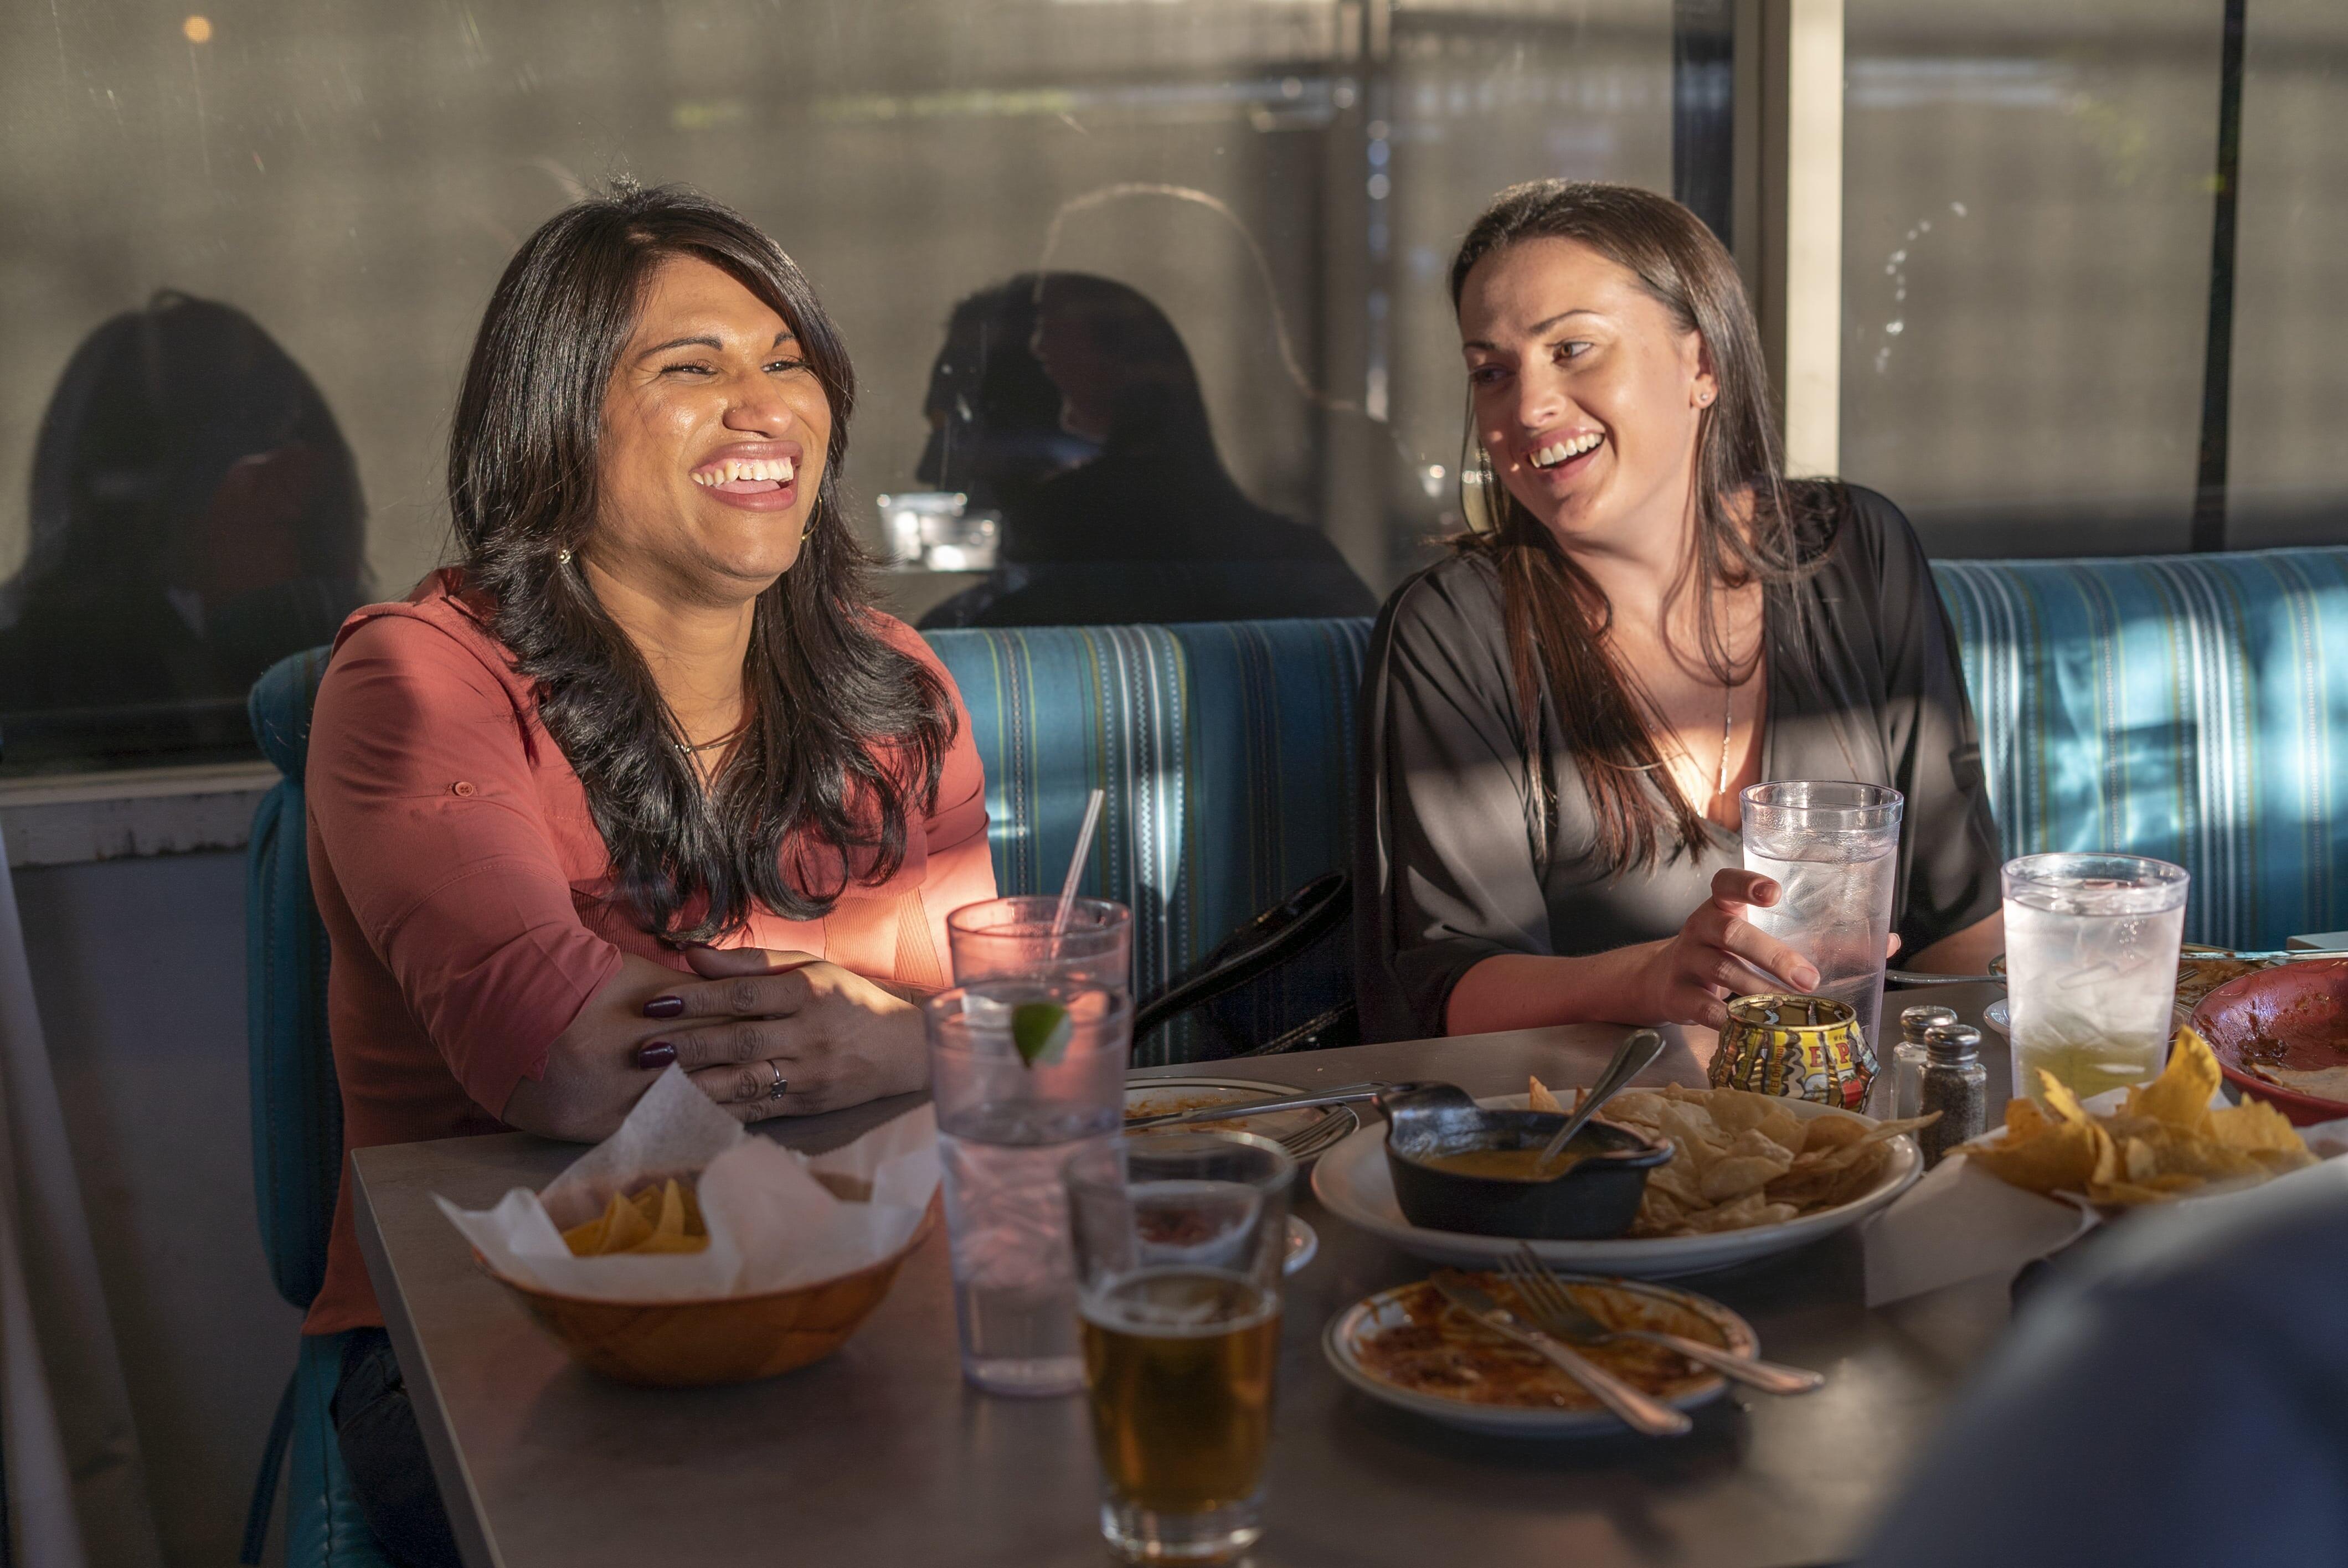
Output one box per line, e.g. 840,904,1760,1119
1918,1022,1987,1167
1889,1004,1958,1121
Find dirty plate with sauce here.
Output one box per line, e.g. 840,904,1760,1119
1322,1271,1755,1436
1122,1076,1360,1165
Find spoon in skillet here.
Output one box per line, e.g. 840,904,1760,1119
1532,1029,1666,1173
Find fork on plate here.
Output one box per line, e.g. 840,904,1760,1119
1497,1245,1824,1396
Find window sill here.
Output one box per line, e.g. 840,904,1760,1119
0,761,281,869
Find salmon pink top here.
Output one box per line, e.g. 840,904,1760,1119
301,569,993,1335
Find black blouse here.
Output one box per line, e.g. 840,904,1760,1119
1353,486,2003,1043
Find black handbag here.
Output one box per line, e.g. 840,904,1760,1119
1131,871,1358,1056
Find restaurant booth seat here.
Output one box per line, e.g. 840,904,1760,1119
235,546,2348,1561
243,646,394,1568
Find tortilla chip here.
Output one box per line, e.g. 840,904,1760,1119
1962,1118,2105,1196
2207,1098,2304,1154
1801,1113,1870,1154
2129,1027,2222,1130
560,1178,709,1257
2040,1074,2093,1127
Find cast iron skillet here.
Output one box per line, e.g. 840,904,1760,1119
1380,1082,1674,1240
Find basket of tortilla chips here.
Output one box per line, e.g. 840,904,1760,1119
437,1069,940,1386
1958,1027,2315,1208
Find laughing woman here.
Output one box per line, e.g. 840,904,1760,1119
1355,180,2002,1043
301,186,993,1564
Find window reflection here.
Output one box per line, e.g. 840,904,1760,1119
0,293,364,765
916,273,1377,627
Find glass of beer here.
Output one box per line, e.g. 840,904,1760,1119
1063,1131,1294,1564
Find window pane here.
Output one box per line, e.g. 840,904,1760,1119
0,0,1680,774
2230,0,2348,547
1840,0,2224,555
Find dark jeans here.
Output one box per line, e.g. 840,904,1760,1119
332,1328,465,1568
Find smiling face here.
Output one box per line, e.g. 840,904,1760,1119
591,253,833,606
1458,236,1716,556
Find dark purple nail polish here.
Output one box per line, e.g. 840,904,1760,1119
636,1041,678,1069
643,996,685,1019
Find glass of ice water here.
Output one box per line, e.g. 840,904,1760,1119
1739,782,1905,1050
946,896,1133,992
2001,853,2190,1106
925,980,1130,1396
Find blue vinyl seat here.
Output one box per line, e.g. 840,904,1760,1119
243,648,393,1566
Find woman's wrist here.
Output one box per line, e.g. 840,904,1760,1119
1444,945,1665,1036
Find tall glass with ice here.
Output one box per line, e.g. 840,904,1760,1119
2001,853,2189,1105
925,981,1130,1396
1740,782,1904,1050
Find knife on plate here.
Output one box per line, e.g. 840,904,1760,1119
1429,1271,1691,1437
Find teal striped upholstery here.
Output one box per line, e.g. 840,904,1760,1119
1936,548,2348,951
924,620,1372,1065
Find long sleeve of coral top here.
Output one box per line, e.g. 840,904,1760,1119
299,570,993,1335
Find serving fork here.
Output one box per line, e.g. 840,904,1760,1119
1499,1246,1824,1396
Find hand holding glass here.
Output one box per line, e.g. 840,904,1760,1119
1741,781,1904,1048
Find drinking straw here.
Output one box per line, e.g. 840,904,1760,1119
1052,788,1106,946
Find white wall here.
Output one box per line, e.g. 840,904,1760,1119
16,850,300,1568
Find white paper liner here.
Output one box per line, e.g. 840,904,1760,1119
435,1066,941,1302
1862,1081,2348,1306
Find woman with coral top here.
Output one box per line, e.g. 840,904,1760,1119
301,184,994,1565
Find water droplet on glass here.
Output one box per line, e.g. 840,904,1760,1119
1885,321,1904,336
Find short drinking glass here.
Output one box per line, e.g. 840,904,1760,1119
2002,852,2190,1105
1065,1132,1294,1566
946,895,1134,991
1741,781,1905,1050
926,981,1131,1396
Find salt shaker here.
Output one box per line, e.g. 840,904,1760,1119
1918,1022,1987,1167
1889,1004,1958,1121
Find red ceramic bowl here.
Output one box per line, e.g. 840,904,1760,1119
2191,958,2348,1126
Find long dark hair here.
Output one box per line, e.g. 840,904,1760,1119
449,183,954,941
1449,179,1833,874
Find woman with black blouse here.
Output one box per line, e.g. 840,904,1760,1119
1356,180,2004,1043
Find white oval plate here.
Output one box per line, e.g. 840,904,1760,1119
1285,1215,1317,1275
1322,1274,1754,1437
1124,1076,1360,1166
1310,1094,1920,1279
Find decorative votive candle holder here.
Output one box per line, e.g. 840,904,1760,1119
1711,994,1875,1111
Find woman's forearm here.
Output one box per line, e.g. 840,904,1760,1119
1443,945,1665,1036
1906,911,2004,976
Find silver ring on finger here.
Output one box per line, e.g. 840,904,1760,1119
766,1060,789,1101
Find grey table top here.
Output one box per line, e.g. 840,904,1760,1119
352,987,2016,1568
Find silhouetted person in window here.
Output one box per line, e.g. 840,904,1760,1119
916,273,1376,628
0,291,365,760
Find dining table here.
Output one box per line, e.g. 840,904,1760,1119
351,985,2020,1568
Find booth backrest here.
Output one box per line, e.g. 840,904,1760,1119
923,619,1372,1064
1937,547,2348,951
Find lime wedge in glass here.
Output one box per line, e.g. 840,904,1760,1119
1010,1001,1073,1067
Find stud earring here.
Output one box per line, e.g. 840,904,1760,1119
556,548,573,565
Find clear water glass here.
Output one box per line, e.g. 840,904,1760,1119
946,895,1133,992
925,981,1131,1396
1740,782,1905,1050
2002,853,2190,1106
1065,1132,1294,1565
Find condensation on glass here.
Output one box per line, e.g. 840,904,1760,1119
0,0,1675,773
